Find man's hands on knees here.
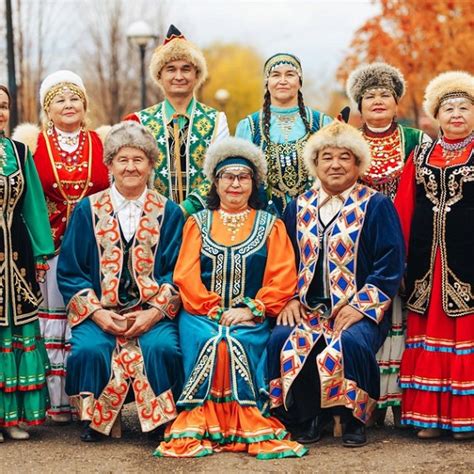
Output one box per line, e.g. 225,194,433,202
91,309,126,336
277,299,307,326
123,308,164,338
333,305,364,337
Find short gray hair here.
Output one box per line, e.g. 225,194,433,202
103,121,159,166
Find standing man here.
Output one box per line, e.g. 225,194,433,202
125,25,229,217
266,121,405,447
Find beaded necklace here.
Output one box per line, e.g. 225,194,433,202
52,128,86,170
218,208,251,242
439,132,474,163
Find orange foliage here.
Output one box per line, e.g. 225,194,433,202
338,0,474,127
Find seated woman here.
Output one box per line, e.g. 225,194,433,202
155,137,306,459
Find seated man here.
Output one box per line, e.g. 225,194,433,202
57,121,184,442
267,121,405,447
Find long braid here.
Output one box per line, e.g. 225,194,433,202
297,90,311,135
262,90,272,143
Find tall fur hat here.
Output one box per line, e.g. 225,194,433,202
149,24,208,91
303,121,372,177
346,62,405,107
103,121,158,167
203,137,267,184
423,71,474,120
39,70,87,110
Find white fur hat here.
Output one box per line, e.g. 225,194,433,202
39,70,86,109
204,136,267,184
423,71,474,120
303,121,372,177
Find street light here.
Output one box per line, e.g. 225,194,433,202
126,21,157,110
214,88,230,112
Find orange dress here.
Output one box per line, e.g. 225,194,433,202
155,209,307,459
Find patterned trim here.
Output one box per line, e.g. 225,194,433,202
408,142,474,317
296,184,375,315
242,297,266,322
78,338,177,434
272,305,376,423
89,189,167,309
67,288,102,327
194,210,275,308
349,283,391,324
137,101,217,201
147,283,181,320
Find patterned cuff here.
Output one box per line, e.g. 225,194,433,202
147,283,181,320
207,306,224,323
35,260,50,272
67,289,102,327
349,284,391,324
242,297,266,322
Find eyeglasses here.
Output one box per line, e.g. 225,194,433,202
218,172,253,184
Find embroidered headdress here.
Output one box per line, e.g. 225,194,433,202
40,70,87,111
204,136,267,184
423,70,474,120
303,121,372,177
346,62,405,109
264,53,303,84
149,24,208,90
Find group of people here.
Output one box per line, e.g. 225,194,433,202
0,24,472,458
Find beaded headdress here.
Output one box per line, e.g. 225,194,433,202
40,70,87,111
264,53,303,83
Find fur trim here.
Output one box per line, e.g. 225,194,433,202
303,121,372,177
346,62,405,106
203,137,267,184
11,123,41,154
40,70,86,108
95,125,112,144
103,121,159,167
149,38,208,90
423,70,474,120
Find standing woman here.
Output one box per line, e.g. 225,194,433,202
395,71,474,439
236,53,331,215
346,63,430,426
13,71,110,423
0,85,54,441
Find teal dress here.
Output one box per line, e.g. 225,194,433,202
0,137,54,427
236,105,331,215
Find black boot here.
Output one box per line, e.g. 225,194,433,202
80,421,103,442
294,413,331,444
342,416,367,447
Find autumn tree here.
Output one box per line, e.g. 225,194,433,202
200,43,263,133
338,0,474,127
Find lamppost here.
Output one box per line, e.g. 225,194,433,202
126,21,157,110
214,88,230,113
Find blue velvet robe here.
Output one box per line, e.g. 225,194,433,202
266,184,405,423
57,189,184,427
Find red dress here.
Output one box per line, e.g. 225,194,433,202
394,140,474,433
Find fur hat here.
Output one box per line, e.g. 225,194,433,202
39,70,87,110
149,25,207,91
204,137,267,184
303,121,372,177
423,71,474,120
346,62,405,107
103,121,159,167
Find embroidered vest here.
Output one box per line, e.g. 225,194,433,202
136,101,219,202
0,140,42,326
193,209,276,309
406,142,474,317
